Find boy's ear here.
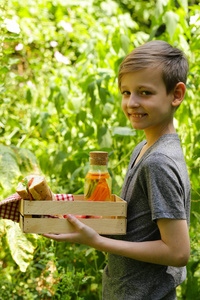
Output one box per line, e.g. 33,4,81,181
171,82,186,107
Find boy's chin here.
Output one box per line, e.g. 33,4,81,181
130,122,145,130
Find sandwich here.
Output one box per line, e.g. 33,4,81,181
16,175,63,218
16,175,56,201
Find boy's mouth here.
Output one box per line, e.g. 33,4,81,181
128,113,147,118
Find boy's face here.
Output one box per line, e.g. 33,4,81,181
120,68,175,136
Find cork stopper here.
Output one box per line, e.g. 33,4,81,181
89,151,108,165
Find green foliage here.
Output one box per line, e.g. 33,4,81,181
0,0,200,298
0,234,105,299
0,220,38,272
0,144,40,197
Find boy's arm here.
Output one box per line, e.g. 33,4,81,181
43,214,190,268
95,218,190,267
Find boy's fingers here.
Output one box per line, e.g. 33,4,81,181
42,215,92,243
43,232,79,241
67,214,84,230
42,216,84,240
43,233,63,240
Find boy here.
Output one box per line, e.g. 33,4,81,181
44,40,191,299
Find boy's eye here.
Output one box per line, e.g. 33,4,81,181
121,91,130,95
140,90,152,96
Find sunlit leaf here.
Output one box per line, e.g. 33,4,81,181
163,11,179,40
0,144,21,190
120,34,130,55
5,220,37,272
112,127,136,136
97,126,112,148
177,0,188,13
155,0,169,18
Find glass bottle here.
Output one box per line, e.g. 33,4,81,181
84,151,112,201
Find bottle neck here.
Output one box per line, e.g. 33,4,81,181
88,164,108,173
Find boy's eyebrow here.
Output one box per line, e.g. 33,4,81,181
120,85,129,90
121,84,155,90
138,85,155,89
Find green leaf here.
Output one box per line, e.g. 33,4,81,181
30,110,40,126
163,11,179,40
0,66,9,75
59,85,68,102
87,81,96,111
114,57,125,75
112,127,136,136
71,166,84,182
112,32,121,54
0,144,21,190
102,103,113,118
48,86,55,101
40,112,50,137
0,83,6,93
120,34,130,55
97,126,112,148
155,0,169,18
53,150,67,166
5,220,37,272
8,58,20,65
83,126,94,137
61,160,76,176
26,88,32,104
11,145,40,174
192,211,200,222
78,110,87,122
177,0,188,13
55,92,64,114
71,96,82,111
98,87,109,104
149,25,159,40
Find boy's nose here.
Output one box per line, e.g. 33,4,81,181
127,94,140,108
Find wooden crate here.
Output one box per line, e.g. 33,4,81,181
19,195,127,235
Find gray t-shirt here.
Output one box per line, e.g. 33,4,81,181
102,134,191,300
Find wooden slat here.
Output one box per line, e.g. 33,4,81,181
73,195,85,201
19,214,23,230
115,195,125,202
23,217,127,235
73,194,124,202
22,199,127,217
18,199,24,214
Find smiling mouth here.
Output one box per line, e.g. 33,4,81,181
129,113,147,118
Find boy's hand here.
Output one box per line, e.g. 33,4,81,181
43,214,100,247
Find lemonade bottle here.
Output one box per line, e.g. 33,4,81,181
84,151,112,201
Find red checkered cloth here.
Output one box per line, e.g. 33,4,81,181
0,193,74,223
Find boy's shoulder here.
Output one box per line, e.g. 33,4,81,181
140,134,188,175
130,134,182,171
136,133,181,152
135,134,181,160
149,133,181,155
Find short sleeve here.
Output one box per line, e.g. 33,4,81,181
140,153,187,221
